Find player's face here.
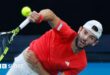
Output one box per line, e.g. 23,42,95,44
77,27,98,49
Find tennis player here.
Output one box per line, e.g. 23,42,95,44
7,9,103,75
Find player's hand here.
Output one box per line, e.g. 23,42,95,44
23,48,39,65
23,48,50,75
29,11,41,22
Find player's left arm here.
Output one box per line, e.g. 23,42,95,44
29,9,76,39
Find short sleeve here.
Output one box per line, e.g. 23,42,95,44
53,20,76,39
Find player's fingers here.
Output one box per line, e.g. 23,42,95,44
29,11,40,22
29,13,36,22
24,50,39,64
24,50,32,59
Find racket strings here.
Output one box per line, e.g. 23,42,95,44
0,34,12,61
0,27,20,61
0,35,10,50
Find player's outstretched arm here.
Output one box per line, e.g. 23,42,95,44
29,9,60,28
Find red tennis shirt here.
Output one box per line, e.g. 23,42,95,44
29,20,87,75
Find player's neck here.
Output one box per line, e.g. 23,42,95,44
71,37,82,54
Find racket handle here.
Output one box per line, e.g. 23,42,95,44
19,18,30,30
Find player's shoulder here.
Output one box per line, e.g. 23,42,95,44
60,20,71,27
59,20,75,31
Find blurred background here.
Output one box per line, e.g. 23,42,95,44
0,0,110,75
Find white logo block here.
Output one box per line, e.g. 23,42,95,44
0,64,1,69
2,64,7,69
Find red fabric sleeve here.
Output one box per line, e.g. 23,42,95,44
53,20,76,39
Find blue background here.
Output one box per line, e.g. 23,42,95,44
1,63,110,75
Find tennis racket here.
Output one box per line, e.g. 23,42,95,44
0,18,30,62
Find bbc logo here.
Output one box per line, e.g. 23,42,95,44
0,63,24,69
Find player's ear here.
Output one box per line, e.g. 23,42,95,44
92,40,99,46
78,26,83,34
